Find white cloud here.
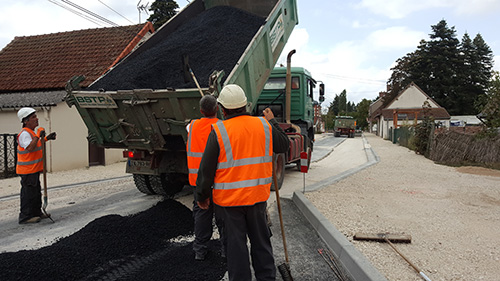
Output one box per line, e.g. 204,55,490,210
450,0,500,16
367,26,426,50
357,0,447,19
357,0,500,19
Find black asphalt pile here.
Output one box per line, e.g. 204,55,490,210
0,200,226,281
88,6,265,91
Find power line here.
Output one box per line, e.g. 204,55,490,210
47,0,105,27
98,0,134,24
48,0,119,27
60,0,119,26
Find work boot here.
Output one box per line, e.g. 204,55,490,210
20,217,41,224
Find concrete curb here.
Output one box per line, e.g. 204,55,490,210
292,134,387,281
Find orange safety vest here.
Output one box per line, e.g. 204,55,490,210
16,128,43,175
211,115,273,207
186,118,221,186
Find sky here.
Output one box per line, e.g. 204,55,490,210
1,0,500,108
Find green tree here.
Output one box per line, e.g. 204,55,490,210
386,19,494,115
386,51,417,106
355,98,371,130
147,0,179,30
478,71,500,136
419,20,462,114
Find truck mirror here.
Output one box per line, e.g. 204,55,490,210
319,83,325,102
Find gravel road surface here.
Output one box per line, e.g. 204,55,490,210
307,133,500,281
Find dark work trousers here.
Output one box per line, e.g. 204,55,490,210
216,201,276,281
192,197,225,255
18,172,42,223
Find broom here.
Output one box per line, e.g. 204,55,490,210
272,154,293,281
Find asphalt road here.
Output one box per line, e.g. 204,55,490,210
0,133,364,280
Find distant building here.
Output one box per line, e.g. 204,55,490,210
369,82,450,139
313,101,325,133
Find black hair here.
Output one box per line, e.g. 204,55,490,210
199,95,218,116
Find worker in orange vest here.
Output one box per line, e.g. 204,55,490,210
186,95,224,261
196,84,289,281
16,107,56,224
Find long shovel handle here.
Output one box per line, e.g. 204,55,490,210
40,136,54,222
41,136,47,200
384,237,431,281
273,155,289,264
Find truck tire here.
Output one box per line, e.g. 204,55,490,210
271,153,285,191
133,174,156,195
149,175,168,196
164,173,187,197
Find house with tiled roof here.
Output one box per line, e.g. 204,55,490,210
0,23,154,173
370,82,451,139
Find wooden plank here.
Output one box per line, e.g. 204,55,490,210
353,232,412,243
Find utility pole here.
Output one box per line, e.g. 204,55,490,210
137,0,149,23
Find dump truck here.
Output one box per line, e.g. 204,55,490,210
65,0,298,195
253,60,324,188
334,116,356,138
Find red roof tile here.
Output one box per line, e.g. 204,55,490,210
0,23,154,92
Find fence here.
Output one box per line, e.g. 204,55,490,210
389,126,414,148
0,134,17,179
429,130,500,168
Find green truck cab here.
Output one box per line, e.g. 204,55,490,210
252,66,324,187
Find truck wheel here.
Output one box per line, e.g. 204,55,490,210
271,153,285,191
133,174,156,195
164,173,187,197
149,175,168,196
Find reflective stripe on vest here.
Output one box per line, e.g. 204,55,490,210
212,116,273,207
16,128,43,175
186,118,221,186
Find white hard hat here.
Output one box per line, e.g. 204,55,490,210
218,84,247,109
17,107,36,123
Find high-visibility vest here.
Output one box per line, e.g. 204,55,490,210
16,128,43,175
212,115,273,207
186,118,221,186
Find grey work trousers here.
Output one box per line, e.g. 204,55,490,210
192,198,224,255
216,201,276,281
18,172,42,223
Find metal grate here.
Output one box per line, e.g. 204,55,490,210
0,134,18,179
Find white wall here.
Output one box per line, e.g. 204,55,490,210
1,103,124,172
387,86,439,109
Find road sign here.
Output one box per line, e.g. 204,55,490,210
300,151,308,173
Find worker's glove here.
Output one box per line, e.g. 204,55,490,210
36,127,45,138
46,132,57,140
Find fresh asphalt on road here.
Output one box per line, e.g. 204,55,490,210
267,133,368,281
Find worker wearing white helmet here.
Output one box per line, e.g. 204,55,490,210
195,84,289,281
16,107,56,224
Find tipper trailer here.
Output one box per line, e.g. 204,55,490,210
65,0,299,195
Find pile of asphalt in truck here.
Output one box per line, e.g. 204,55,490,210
0,200,226,281
88,6,265,91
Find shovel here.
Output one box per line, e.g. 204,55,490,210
272,154,293,281
40,132,55,223
182,54,204,97
354,232,431,281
